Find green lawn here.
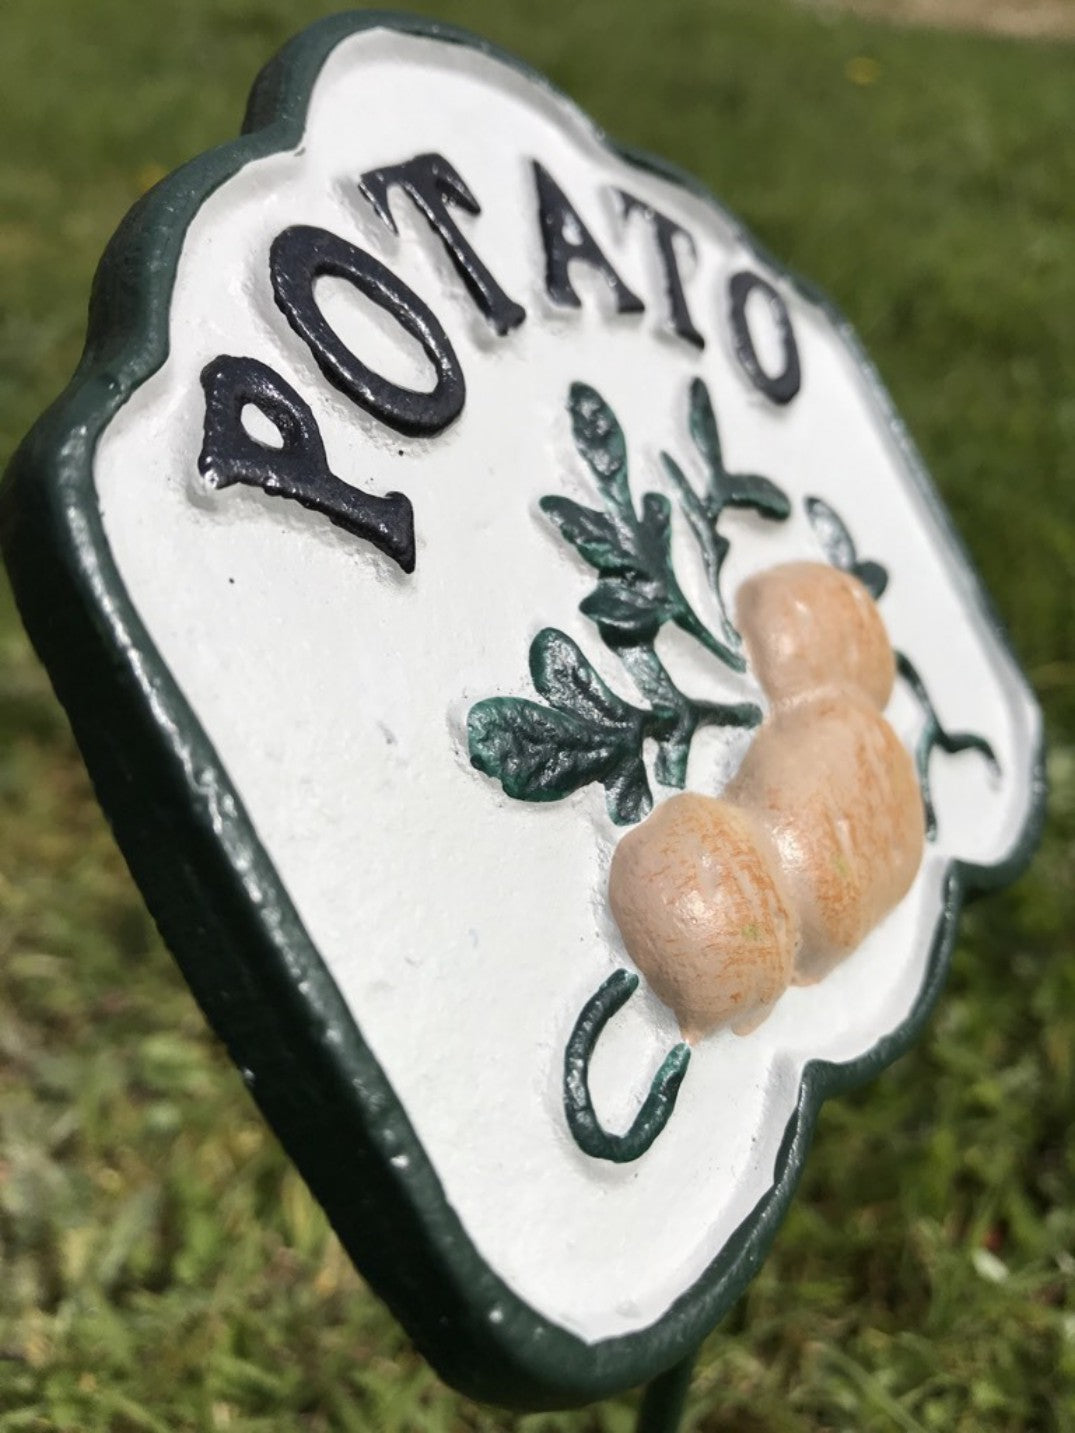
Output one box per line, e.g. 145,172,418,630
1,1,1074,1429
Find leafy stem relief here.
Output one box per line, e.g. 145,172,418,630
661,376,790,655
467,628,671,825
467,379,788,822
543,382,737,665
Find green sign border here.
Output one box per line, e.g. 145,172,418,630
0,11,1046,1410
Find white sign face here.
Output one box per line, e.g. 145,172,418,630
5,14,1042,1409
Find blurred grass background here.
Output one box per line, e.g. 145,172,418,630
1,0,1074,1428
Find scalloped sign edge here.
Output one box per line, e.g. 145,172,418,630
0,11,1046,1411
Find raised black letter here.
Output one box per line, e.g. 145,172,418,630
359,153,526,336
198,355,415,573
533,162,643,315
727,270,801,405
617,190,704,349
270,225,465,437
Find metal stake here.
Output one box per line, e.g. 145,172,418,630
636,1349,697,1433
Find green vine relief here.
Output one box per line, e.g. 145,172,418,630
467,379,788,823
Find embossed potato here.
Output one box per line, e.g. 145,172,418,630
737,561,895,708
726,689,924,983
609,793,799,1041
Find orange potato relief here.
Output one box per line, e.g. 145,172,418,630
609,562,925,1041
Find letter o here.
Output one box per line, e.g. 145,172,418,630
270,225,465,437
728,270,801,406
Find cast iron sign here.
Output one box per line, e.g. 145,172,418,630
0,13,1044,1412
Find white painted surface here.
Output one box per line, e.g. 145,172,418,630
93,30,1040,1341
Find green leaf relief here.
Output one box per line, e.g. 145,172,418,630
544,383,738,668
538,497,631,573
687,377,791,522
720,469,791,520
805,494,889,599
467,700,626,802
568,382,630,512
662,378,791,655
467,630,654,825
529,626,636,727
660,450,729,599
804,494,856,570
579,582,665,644
688,373,724,478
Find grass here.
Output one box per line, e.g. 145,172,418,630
1,0,1074,1428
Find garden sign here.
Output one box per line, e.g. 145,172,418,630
0,12,1044,1418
